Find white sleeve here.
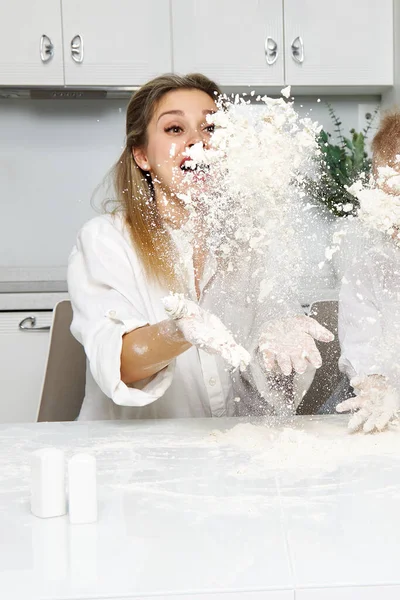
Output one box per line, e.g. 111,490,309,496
338,260,382,380
67,219,174,408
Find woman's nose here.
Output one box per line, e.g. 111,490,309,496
187,129,208,149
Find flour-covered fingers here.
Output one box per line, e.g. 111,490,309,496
348,407,371,432
373,409,394,432
260,349,277,372
299,316,335,343
304,338,322,369
291,353,308,375
336,397,364,413
276,353,293,377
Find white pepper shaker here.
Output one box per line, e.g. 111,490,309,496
68,453,97,524
30,448,67,518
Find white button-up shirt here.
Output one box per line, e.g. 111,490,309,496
68,213,300,420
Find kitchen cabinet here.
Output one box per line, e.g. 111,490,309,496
61,0,172,86
172,0,285,86
284,0,393,87
0,0,393,90
172,0,393,89
0,0,171,88
0,311,52,422
0,0,64,86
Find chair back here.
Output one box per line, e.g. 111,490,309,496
37,300,86,422
296,300,341,415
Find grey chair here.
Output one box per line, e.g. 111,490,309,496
37,300,86,422
296,300,343,415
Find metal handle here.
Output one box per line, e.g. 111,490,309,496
71,34,84,63
265,37,278,66
19,316,51,332
40,34,54,63
291,36,304,64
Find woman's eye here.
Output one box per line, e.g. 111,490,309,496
204,124,215,134
165,125,183,134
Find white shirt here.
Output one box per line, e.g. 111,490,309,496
68,213,300,420
339,239,400,386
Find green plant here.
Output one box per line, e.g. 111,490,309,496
306,102,379,217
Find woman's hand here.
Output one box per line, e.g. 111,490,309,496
162,293,250,371
258,315,334,376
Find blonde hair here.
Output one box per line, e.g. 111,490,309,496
371,110,400,169
110,73,222,289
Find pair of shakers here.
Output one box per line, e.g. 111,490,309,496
30,448,97,524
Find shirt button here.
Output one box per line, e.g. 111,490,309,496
209,377,217,386
108,310,117,318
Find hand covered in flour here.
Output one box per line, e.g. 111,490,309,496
162,293,251,371
258,315,334,376
336,375,400,433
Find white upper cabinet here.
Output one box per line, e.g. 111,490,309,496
172,0,285,86
61,0,172,86
284,0,393,86
0,0,394,90
0,0,63,86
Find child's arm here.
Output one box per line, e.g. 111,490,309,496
336,257,400,432
338,258,382,380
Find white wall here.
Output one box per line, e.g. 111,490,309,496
382,0,400,109
0,94,380,281
0,99,126,271
293,95,380,141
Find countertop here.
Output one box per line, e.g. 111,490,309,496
1,415,400,599
0,267,68,309
0,289,338,312
0,292,69,310
0,280,68,294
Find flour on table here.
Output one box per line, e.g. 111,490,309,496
210,419,400,474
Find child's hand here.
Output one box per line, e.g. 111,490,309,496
336,375,400,433
258,315,334,376
162,293,250,371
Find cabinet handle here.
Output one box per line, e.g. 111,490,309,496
71,34,84,63
40,34,54,63
265,37,278,65
291,36,304,64
19,316,51,332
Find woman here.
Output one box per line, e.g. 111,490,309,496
68,73,333,420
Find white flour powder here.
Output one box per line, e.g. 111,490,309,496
210,419,400,474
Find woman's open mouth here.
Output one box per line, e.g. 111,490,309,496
179,157,210,173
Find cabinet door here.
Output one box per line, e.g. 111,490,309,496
172,0,284,87
0,311,52,423
61,0,172,86
0,0,63,86
284,0,393,86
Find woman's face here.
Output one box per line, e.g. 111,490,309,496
133,89,216,198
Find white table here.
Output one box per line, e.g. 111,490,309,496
1,415,400,599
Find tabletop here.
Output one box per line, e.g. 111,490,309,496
1,415,400,600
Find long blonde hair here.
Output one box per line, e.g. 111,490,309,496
110,73,222,289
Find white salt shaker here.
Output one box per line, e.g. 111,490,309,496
30,448,67,518
68,453,97,524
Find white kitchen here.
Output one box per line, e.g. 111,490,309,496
1,1,400,598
